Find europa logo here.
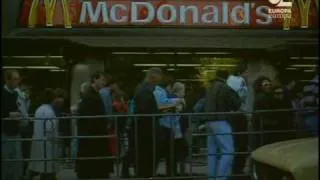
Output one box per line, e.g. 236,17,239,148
269,0,293,7
268,0,292,19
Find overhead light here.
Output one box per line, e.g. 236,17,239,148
204,70,216,73
3,66,60,69
286,67,298,70
153,52,175,55
2,56,63,59
206,64,236,67
177,64,201,67
133,64,167,67
290,64,317,67
304,69,315,72
134,64,236,67
176,52,192,55
176,79,203,82
290,57,318,60
167,68,175,71
303,57,318,60
112,52,149,55
153,52,193,55
50,69,65,72
299,80,315,82
195,52,231,55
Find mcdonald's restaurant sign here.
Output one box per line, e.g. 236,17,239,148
20,0,318,29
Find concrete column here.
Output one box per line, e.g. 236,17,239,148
247,59,278,85
2,0,22,35
70,58,104,106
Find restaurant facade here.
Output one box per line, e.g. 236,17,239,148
2,0,318,105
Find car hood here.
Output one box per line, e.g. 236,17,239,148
252,137,319,180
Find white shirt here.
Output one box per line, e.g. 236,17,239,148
29,104,60,173
15,87,30,127
227,75,249,112
4,85,30,127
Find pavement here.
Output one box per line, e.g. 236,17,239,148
32,148,251,180
33,158,208,180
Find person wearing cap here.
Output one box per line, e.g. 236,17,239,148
205,69,241,180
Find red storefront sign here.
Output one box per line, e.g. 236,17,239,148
20,0,318,29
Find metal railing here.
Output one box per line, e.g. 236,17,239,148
1,108,318,179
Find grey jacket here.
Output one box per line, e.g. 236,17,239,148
204,79,241,121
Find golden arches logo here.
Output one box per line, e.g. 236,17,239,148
282,0,317,30
28,0,72,28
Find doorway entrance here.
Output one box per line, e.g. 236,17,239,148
106,52,241,100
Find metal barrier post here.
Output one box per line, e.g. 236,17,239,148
115,116,120,177
247,112,253,152
247,112,254,179
134,116,139,177
43,118,47,174
152,116,157,177
73,117,78,167
259,114,264,147
54,119,57,173
188,115,193,176
170,117,175,177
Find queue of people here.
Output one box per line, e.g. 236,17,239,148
1,70,68,180
1,65,318,180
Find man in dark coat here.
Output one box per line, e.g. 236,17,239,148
132,67,163,178
76,71,113,179
1,70,23,180
270,86,295,143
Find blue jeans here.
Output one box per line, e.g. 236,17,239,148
1,134,23,180
305,115,318,136
207,121,234,180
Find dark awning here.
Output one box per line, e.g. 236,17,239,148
3,28,318,52
2,37,70,56
65,36,306,50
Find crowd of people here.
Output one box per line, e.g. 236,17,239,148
1,64,318,180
